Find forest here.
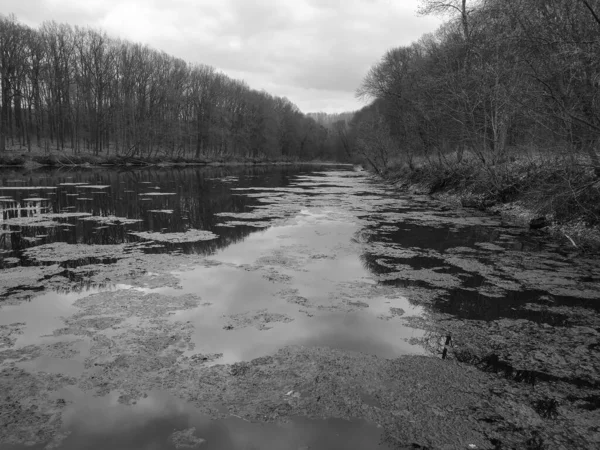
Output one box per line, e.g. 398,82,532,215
337,0,600,237
344,0,600,171
2,0,600,232
0,15,346,163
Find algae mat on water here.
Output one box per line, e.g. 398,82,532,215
2,167,600,449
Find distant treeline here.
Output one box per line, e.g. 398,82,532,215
340,0,600,173
0,15,347,161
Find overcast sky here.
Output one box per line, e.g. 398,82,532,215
1,0,442,114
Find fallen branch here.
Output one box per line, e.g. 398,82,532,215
564,233,577,248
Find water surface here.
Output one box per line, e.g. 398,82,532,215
1,164,599,449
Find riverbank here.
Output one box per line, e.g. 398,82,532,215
381,152,600,252
0,145,340,169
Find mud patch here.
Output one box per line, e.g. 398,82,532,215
1,217,60,227
55,253,203,291
169,427,206,448
23,242,136,264
223,309,293,331
2,253,216,304
0,323,25,349
129,229,218,243
403,305,600,447
182,352,223,366
215,220,272,228
377,267,463,289
80,215,142,225
440,246,600,300
70,290,201,322
215,211,286,220
260,267,293,284
0,340,82,364
169,345,589,449
255,250,308,271
77,185,109,190
77,318,196,403
474,242,505,251
0,265,62,304
276,288,314,308
41,289,203,405
0,367,76,446
39,288,200,373
378,307,406,321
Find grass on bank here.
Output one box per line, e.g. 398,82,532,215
0,144,308,167
381,147,600,251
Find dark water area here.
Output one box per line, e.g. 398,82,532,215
1,165,600,449
1,166,311,260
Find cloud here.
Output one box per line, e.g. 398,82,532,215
0,0,442,113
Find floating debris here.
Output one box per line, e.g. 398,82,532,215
80,215,142,225
61,290,201,326
276,288,314,308
215,211,286,220
0,368,76,447
0,323,25,350
0,340,83,365
474,242,506,251
22,236,43,243
0,217,59,228
23,242,136,263
0,186,56,190
378,307,406,321
129,229,218,243
223,309,293,330
43,212,92,219
76,185,110,189
377,268,463,289
184,352,223,365
1,257,19,266
168,428,206,449
216,221,274,228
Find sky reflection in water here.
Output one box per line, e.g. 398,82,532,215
0,165,434,450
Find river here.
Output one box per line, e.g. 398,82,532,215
1,165,599,449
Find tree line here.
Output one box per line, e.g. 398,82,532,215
343,0,600,174
0,14,341,161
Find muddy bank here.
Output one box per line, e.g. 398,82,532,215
384,165,600,253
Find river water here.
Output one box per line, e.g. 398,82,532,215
1,165,599,449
